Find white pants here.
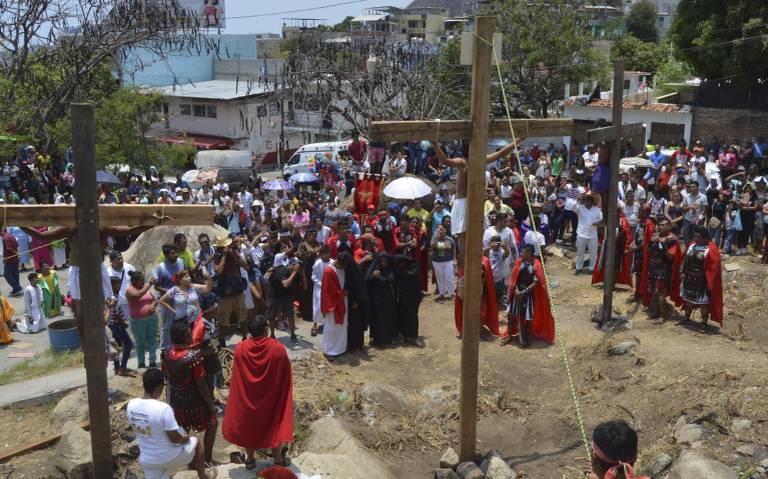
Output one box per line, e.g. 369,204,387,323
576,236,599,272
141,437,197,479
432,260,455,297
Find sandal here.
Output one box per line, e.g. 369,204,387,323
311,325,318,337
244,458,256,470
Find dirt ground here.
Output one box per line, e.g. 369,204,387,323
1,253,766,479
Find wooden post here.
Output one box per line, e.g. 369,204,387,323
71,104,113,478
458,15,494,462
601,61,624,323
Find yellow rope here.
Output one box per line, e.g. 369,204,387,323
472,31,592,460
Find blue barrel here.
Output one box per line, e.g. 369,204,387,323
48,319,81,353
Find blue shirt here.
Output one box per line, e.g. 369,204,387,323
153,259,185,290
648,151,667,168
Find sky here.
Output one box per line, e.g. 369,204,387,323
222,0,412,35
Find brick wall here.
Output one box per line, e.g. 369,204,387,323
691,107,768,143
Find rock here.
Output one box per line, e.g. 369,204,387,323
358,382,409,411
639,452,673,478
456,461,484,479
675,424,705,445
433,469,460,479
760,458,768,468
674,415,687,432
121,466,141,479
293,417,395,479
736,444,755,456
608,340,638,356
439,447,460,469
732,419,752,432
668,451,738,479
173,462,275,478
485,455,517,479
212,444,245,465
108,375,136,398
52,388,89,426
56,424,93,479
118,439,140,459
12,450,65,479
123,225,229,274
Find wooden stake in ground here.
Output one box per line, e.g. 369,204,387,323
584,62,644,324
71,103,112,478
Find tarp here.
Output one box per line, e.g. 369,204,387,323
195,150,251,169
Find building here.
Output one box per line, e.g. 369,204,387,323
350,9,399,40
395,7,449,43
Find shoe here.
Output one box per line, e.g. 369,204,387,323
290,333,298,343
148,363,157,368
573,269,582,276
434,295,444,302
310,325,318,337
137,363,146,369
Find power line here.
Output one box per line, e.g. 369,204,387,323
221,0,374,21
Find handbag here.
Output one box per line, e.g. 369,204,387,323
707,216,721,230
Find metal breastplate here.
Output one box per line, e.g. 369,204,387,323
165,350,206,409
685,247,707,281
516,264,535,290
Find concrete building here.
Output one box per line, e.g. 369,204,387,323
395,7,449,43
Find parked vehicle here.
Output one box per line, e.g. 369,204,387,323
282,140,369,179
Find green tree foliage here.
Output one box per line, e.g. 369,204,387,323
333,16,354,32
654,56,694,95
626,0,659,42
610,35,664,72
669,0,768,84
484,0,603,117
429,39,471,118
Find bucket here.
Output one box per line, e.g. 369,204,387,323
48,319,81,353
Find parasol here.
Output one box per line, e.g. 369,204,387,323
289,172,319,183
619,157,653,172
95,170,122,185
382,176,432,200
181,168,219,185
262,179,293,191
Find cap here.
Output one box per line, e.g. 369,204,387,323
108,250,122,261
737,165,746,171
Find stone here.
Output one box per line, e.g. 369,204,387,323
674,415,687,432
12,450,65,479
760,458,768,468
293,417,395,479
433,469,460,479
485,455,517,479
52,388,89,426
121,466,141,479
173,463,273,478
56,424,93,479
118,439,140,459
456,461,484,479
123,225,230,274
439,447,460,469
736,445,755,456
608,340,638,356
358,382,409,411
675,424,705,445
668,451,738,479
639,452,673,478
732,419,752,432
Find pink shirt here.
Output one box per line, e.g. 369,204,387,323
126,285,154,319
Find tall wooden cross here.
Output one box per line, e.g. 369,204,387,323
584,61,645,324
2,105,213,477
370,17,572,461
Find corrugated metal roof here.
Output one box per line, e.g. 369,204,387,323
563,98,687,113
352,14,388,22
154,80,273,100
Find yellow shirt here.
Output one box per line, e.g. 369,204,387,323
157,250,195,269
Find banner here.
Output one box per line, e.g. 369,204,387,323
179,0,225,29
354,174,383,215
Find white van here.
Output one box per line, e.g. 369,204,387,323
282,140,369,179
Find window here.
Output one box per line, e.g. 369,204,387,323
658,16,665,25
256,105,267,118
206,105,217,118
623,79,631,91
193,105,206,117
163,103,169,114
408,20,419,28
179,104,191,116
269,102,280,116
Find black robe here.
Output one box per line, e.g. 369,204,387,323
394,255,422,339
365,252,398,345
345,257,370,352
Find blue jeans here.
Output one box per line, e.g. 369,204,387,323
708,226,722,248
724,229,738,254
159,308,173,352
416,151,428,175
109,324,133,370
682,219,696,244
3,262,21,294
130,314,158,367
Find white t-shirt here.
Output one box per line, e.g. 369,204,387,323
482,226,516,251
486,248,507,283
107,263,136,306
126,398,185,466
582,151,599,169
523,230,546,256
574,204,603,239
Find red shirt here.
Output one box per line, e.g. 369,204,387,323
347,139,367,164
2,233,18,265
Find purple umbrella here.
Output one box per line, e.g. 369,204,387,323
262,179,293,191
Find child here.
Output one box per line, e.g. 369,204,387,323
311,245,332,336
18,272,46,334
590,420,649,479
106,276,136,377
724,200,742,255
484,234,510,310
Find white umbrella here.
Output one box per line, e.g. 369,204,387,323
383,176,432,200
619,156,653,172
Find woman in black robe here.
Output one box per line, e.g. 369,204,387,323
365,252,399,346
394,254,423,346
344,253,370,353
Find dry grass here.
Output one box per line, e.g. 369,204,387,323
0,349,83,386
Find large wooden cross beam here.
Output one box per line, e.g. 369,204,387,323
0,204,213,228
584,61,646,324
371,17,574,462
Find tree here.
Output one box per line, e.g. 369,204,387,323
333,16,354,32
626,0,659,43
654,56,694,95
0,0,215,148
484,0,603,117
670,0,768,84
610,35,664,72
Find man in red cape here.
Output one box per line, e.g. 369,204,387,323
223,316,293,469
676,225,724,331
503,244,555,346
454,256,499,337
632,207,655,303
592,213,634,288
639,218,683,320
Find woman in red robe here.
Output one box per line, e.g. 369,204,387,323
454,257,499,337
677,225,724,331
503,244,555,346
223,316,293,469
411,217,430,292
591,214,634,288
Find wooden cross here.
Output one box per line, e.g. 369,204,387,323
370,17,573,461
584,61,645,324
0,204,213,228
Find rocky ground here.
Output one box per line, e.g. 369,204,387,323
0,253,766,479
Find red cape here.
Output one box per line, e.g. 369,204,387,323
222,337,293,449
454,257,500,336
505,258,555,344
675,242,724,326
640,229,683,306
592,216,634,288
637,219,656,306
413,228,429,291
320,265,345,324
